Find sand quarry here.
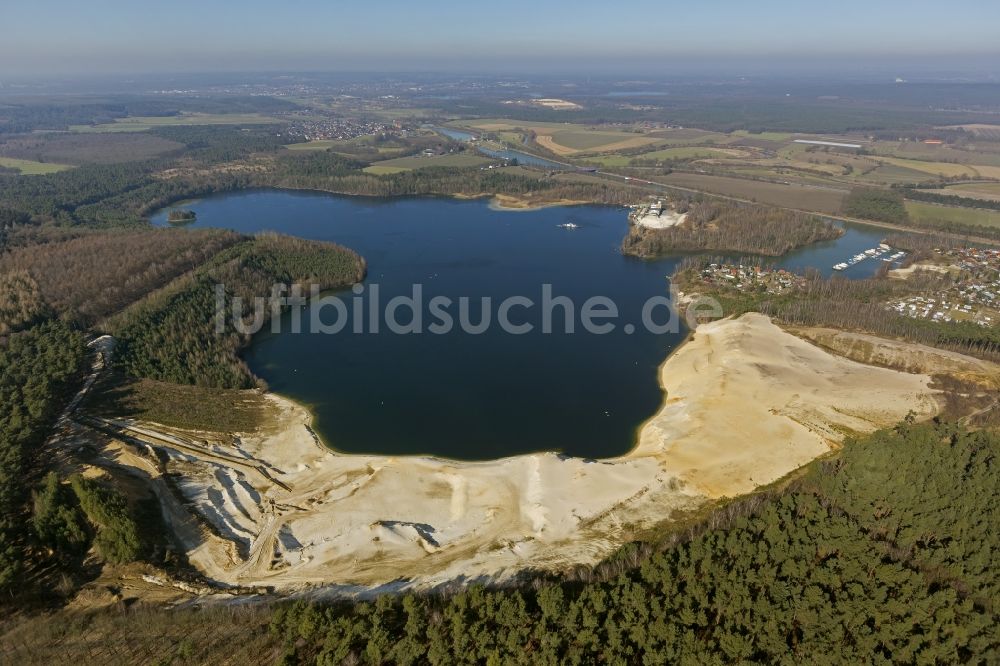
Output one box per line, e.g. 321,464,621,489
85,314,973,594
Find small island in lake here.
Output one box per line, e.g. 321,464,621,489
167,209,197,225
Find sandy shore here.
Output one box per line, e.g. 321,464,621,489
488,194,591,211
635,210,687,229
87,313,955,593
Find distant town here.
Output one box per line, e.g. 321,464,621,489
282,112,406,142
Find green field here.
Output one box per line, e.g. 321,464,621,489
284,140,340,151
363,165,410,175
460,119,658,154
70,113,283,133
905,200,1000,229
362,152,491,174
876,156,978,178
0,156,74,174
285,137,409,157
497,131,526,146
861,163,932,184
585,146,741,167
582,154,635,167
731,129,795,142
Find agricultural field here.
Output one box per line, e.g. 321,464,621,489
925,182,1000,202
585,146,751,167
941,124,1000,139
283,137,412,161
70,112,283,132
730,129,795,142
652,172,848,214
361,152,491,174
441,118,1000,225
874,156,980,179
905,200,1000,229
968,165,1000,179
870,141,1000,164
646,128,736,145
0,156,73,174
863,163,933,184
284,140,340,151
363,165,409,175
537,130,656,155
497,131,526,145
459,119,660,155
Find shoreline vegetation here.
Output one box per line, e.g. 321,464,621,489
106,233,366,389
165,208,196,225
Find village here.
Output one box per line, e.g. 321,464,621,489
887,247,1000,327
691,262,808,295
282,111,404,141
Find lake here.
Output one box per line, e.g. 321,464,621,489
152,190,895,460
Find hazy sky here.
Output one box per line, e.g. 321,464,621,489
3,0,999,76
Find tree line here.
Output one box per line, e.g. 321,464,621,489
0,320,87,589
108,234,366,388
899,186,1000,213
622,200,842,257
842,187,910,224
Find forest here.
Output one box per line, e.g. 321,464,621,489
0,320,88,588
0,228,242,327
0,96,297,135
31,471,144,571
842,187,910,225
622,200,842,257
108,234,366,388
5,421,996,663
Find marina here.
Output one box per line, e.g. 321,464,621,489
832,243,905,271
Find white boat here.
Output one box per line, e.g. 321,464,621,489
833,263,849,271
558,223,579,229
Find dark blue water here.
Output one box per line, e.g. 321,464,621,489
153,191,684,460
151,191,902,460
